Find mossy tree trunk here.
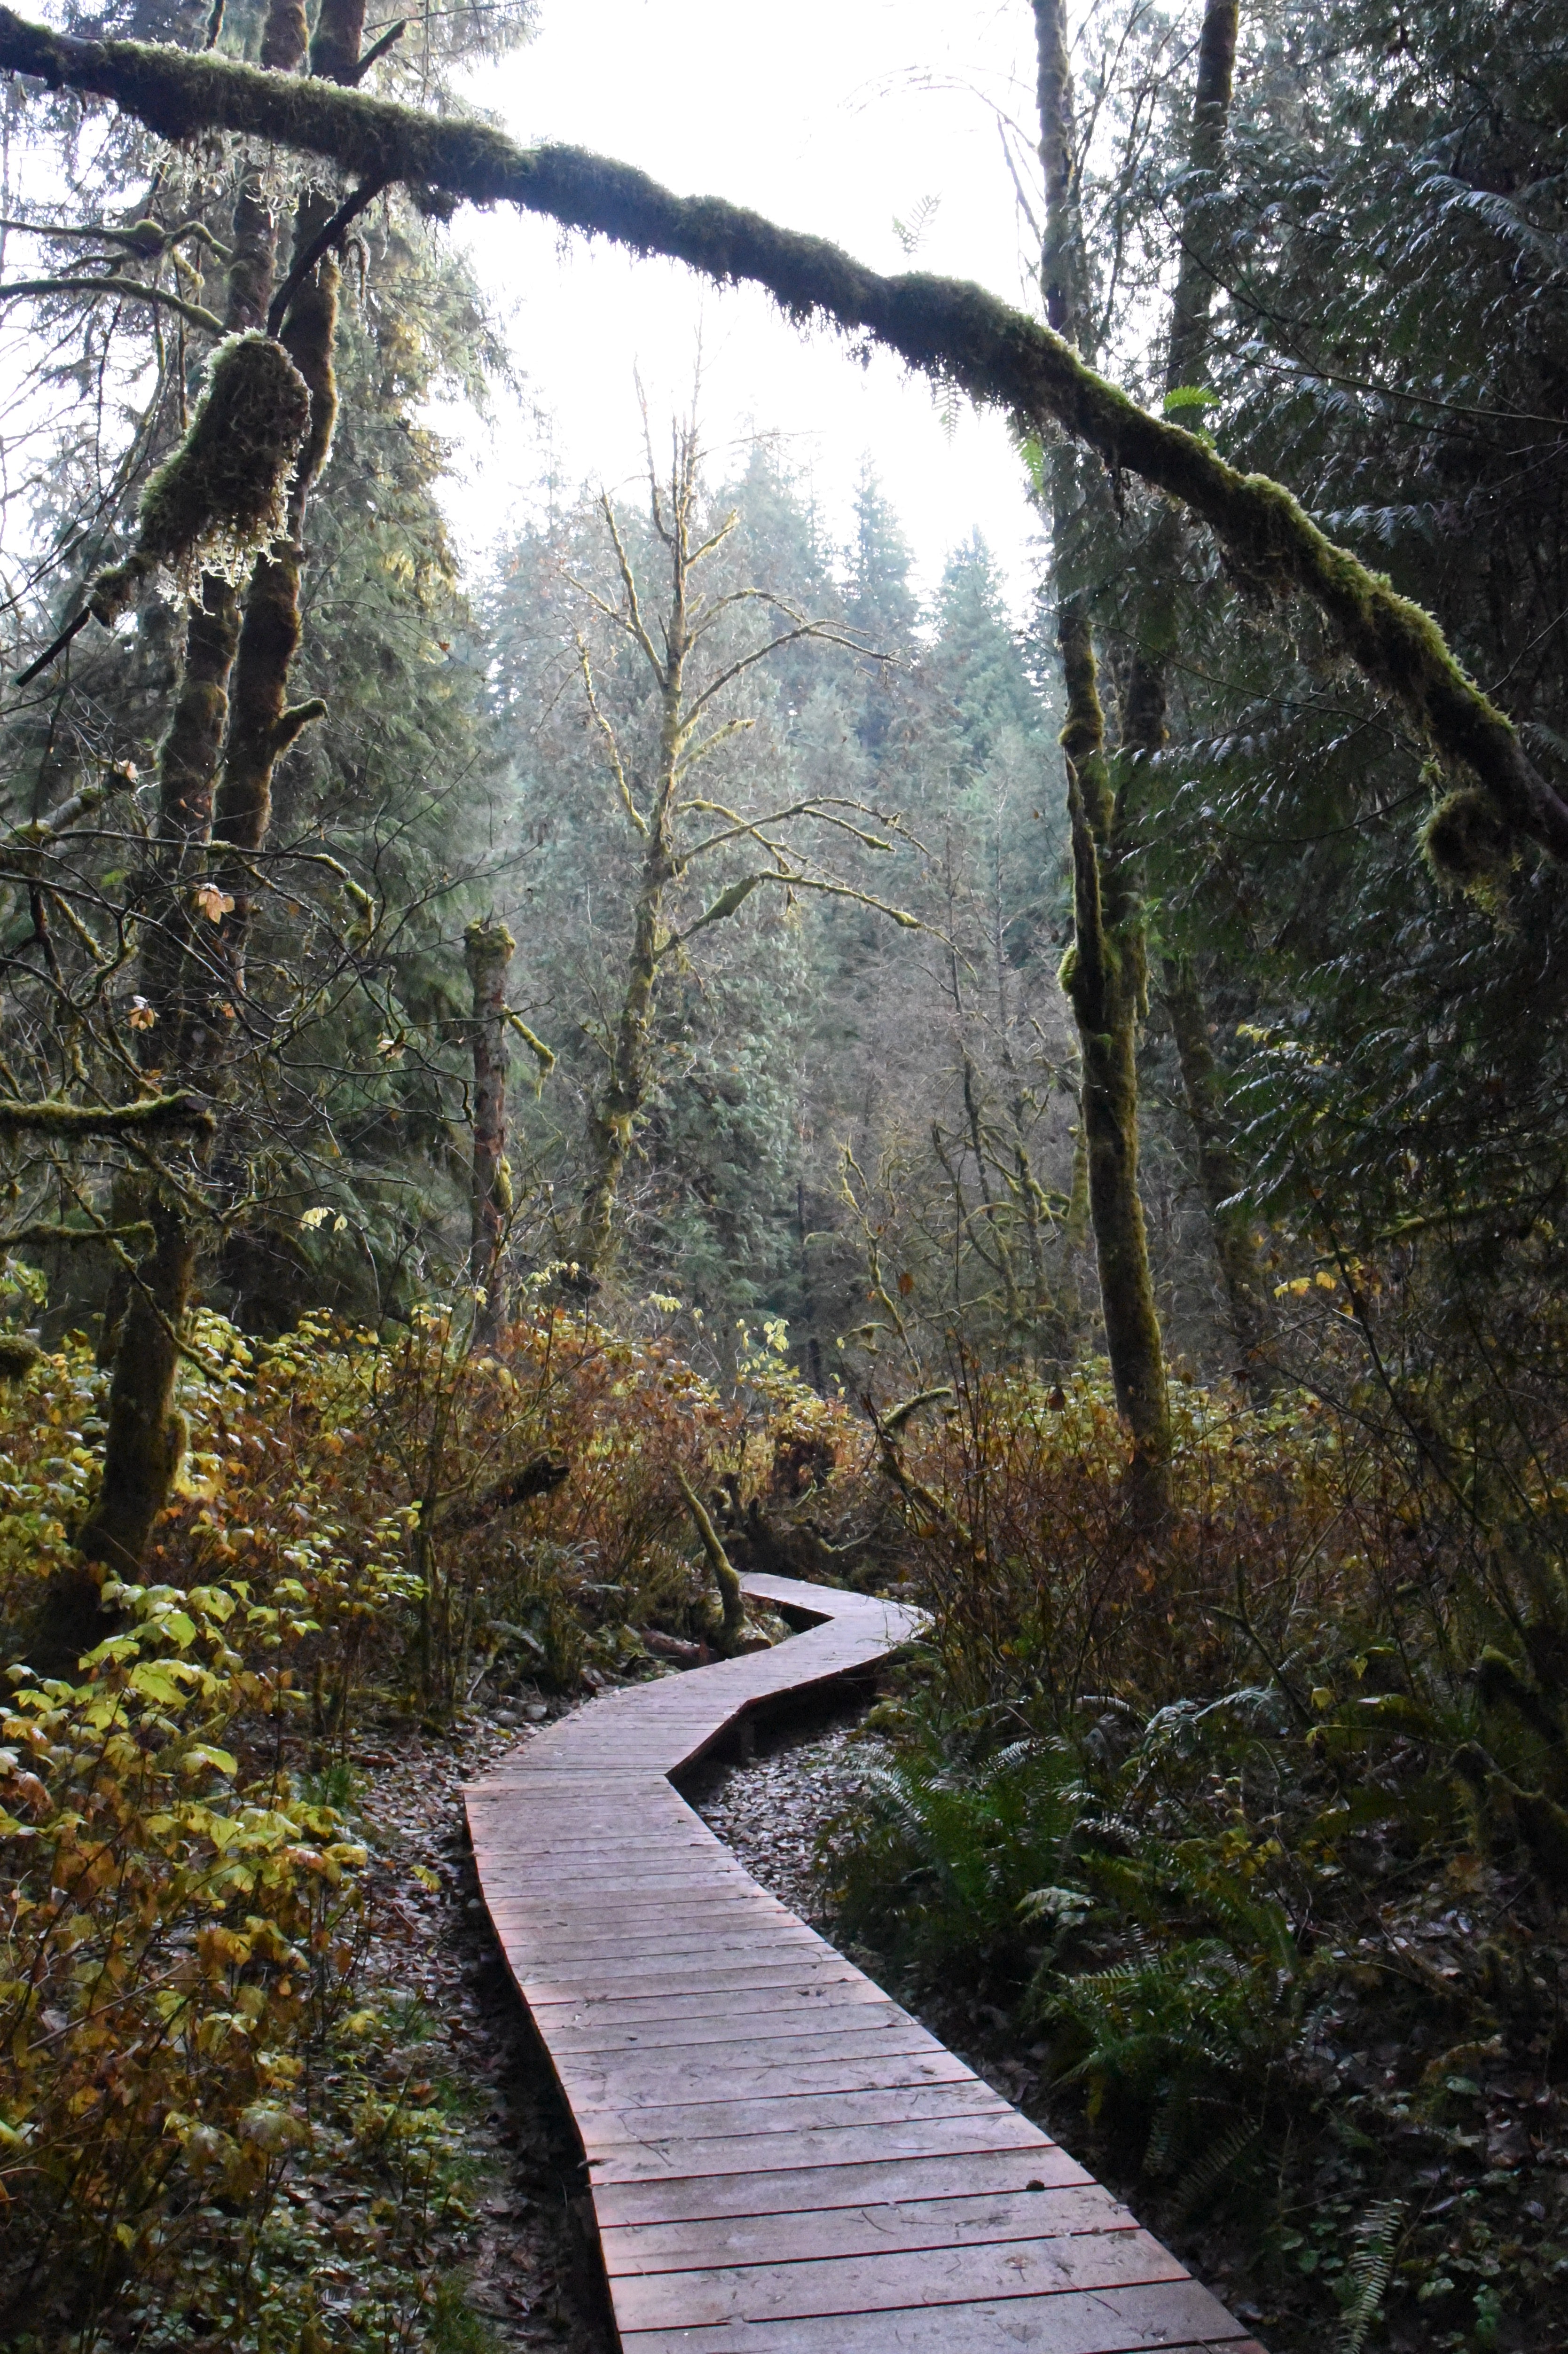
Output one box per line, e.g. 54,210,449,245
212,211,337,996
1036,0,1171,1505
1057,612,1172,1495
1117,0,1270,1375
76,0,343,1610
465,916,515,1342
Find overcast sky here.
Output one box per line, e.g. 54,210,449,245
441,0,1050,609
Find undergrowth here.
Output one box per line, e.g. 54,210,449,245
0,1290,839,2351
829,1358,1568,2354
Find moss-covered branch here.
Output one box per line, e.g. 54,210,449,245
0,271,223,331
0,5,1558,860
0,1092,214,1138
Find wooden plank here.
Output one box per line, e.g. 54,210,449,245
599,2184,1131,2272
610,2225,1190,2329
620,2324,1260,2354
532,1979,897,2032
580,2080,1016,2149
520,1956,861,2005
568,2043,972,2110
592,2146,1096,2230
586,2110,1053,2185
538,1996,921,2056
463,1570,1260,2354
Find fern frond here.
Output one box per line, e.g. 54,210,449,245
1339,2198,1407,2354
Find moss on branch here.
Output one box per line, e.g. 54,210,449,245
0,1092,214,1137
2,3,1562,861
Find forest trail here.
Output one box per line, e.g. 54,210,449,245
464,1573,1262,2354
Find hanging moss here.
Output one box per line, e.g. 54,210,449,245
1421,786,1517,894
86,332,310,629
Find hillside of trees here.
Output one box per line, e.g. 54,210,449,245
1,0,1567,2348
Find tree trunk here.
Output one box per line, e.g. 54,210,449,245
464,915,515,1342
1057,609,1171,1496
73,4,312,1610
574,820,677,1279
1036,0,1170,1504
212,201,339,994
1116,0,1270,1375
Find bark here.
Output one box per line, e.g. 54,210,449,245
71,0,325,1608
575,814,678,1279
0,3,1560,868
1057,609,1171,1499
1036,0,1170,1501
308,0,365,82
212,202,338,997
1117,0,1270,1374
464,915,515,1342
75,1201,195,1583
676,1469,746,1649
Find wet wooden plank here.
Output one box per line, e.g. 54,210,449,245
619,2324,1260,2354
585,2107,1053,2185
598,2183,1131,2272
591,2145,1096,2230
610,2225,1192,2329
464,1570,1262,2354
580,2079,1017,2148
567,2042,972,2111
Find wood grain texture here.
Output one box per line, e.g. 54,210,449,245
464,1571,1261,2351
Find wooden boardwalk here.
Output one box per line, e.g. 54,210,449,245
465,1571,1263,2353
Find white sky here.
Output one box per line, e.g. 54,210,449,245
441,0,1051,609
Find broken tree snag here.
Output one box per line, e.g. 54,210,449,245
0,2,1552,864
464,916,516,1343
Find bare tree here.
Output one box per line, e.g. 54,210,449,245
568,409,916,1280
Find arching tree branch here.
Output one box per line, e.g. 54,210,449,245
0,4,1561,862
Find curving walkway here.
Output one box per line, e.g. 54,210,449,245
465,1571,1263,2354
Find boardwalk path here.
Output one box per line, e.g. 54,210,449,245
465,1571,1262,2354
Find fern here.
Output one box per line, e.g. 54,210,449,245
891,192,942,255
1338,2200,1407,2354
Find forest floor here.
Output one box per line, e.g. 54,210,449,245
344,1702,618,2353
